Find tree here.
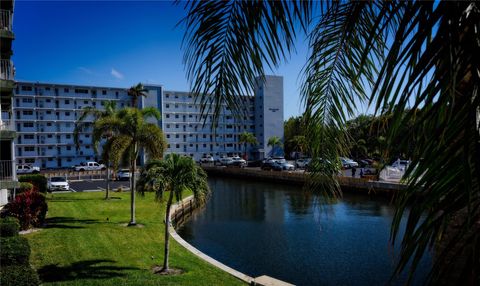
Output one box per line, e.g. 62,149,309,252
74,100,118,199
284,116,306,158
128,83,148,108
180,1,480,283
93,107,167,226
267,136,283,157
288,135,307,159
136,154,210,273
238,131,257,160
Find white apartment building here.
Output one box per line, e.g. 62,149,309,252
13,76,284,168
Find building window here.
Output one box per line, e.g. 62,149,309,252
166,114,170,118
175,104,178,108
67,158,72,162
203,144,207,148
166,94,169,98
166,134,170,138
227,144,233,147
47,123,52,126
102,90,107,95
64,88,69,93
46,111,51,114
22,110,33,115
203,134,207,138
23,122,34,128
176,144,180,148
25,147,35,152
167,144,171,148
48,146,53,149
48,158,53,161
65,100,70,104
66,123,71,127
24,134,34,139
85,146,90,149
47,134,52,138
25,158,35,163
85,134,90,138
66,134,71,139
175,114,179,119
166,104,170,108
175,134,179,138
65,112,70,116
166,124,170,128
75,88,88,94
66,146,71,150
21,86,33,91
22,98,33,103
175,95,178,98
175,125,179,128
115,91,119,96
46,99,51,103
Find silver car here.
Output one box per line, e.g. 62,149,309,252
48,176,70,192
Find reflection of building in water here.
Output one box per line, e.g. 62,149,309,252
207,178,266,221
264,190,285,223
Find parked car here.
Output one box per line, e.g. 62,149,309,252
47,176,70,192
218,157,234,166
200,156,214,164
295,158,311,169
74,161,106,171
340,157,358,168
247,160,263,167
281,162,295,171
261,161,283,171
227,160,247,168
16,164,40,174
231,156,247,165
117,169,131,181
391,159,411,171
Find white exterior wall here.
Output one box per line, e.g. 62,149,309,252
255,75,284,158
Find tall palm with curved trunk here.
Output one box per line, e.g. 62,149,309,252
180,1,480,283
74,100,118,199
288,135,307,158
238,131,257,160
136,154,210,273
267,136,283,157
93,107,167,225
128,83,148,108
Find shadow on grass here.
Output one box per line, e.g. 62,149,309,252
43,217,101,229
38,259,139,282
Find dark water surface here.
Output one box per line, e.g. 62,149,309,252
177,177,431,286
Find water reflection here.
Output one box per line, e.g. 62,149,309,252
177,176,430,286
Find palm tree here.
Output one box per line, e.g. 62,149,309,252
267,136,283,157
136,154,210,273
128,83,148,108
238,131,257,160
288,135,307,159
74,100,118,199
93,107,167,226
180,1,480,283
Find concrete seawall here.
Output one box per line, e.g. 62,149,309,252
202,166,406,196
170,196,294,286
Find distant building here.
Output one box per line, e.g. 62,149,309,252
13,76,284,168
0,0,18,202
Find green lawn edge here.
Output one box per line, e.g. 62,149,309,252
25,191,245,286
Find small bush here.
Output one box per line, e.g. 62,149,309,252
0,217,20,237
19,174,47,194
0,265,40,286
0,236,31,265
17,182,34,194
3,190,48,230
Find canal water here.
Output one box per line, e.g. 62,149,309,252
177,177,431,286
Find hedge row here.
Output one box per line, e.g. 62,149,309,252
0,236,31,266
18,174,47,193
0,217,20,237
0,265,41,286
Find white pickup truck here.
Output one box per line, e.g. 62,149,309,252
74,162,106,171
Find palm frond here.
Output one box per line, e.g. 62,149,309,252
180,0,312,124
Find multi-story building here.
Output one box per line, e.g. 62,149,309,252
0,0,18,203
13,82,131,168
13,76,284,168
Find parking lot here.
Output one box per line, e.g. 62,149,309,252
68,180,130,193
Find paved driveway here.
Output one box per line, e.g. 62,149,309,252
69,180,130,192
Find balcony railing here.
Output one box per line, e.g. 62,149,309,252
0,10,13,32
0,160,15,181
0,119,14,131
0,59,14,81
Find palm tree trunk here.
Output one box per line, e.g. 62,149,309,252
105,164,110,200
162,188,175,271
128,147,137,226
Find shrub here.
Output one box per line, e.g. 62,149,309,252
3,190,48,230
17,182,34,194
0,236,30,265
0,217,20,237
18,174,47,194
0,265,40,286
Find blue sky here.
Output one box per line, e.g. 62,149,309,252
12,0,323,119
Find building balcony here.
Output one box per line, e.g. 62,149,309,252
0,160,18,190
0,10,13,33
0,119,15,139
0,59,14,92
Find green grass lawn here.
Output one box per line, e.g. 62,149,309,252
25,191,244,286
